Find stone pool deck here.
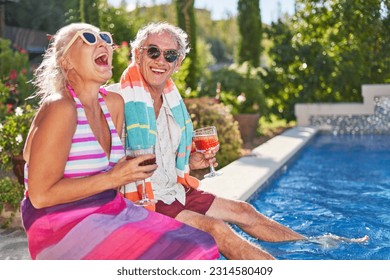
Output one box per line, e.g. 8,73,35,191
0,126,317,260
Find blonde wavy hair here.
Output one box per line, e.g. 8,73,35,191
32,23,100,104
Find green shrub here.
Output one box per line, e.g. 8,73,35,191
110,41,130,83
0,38,35,119
0,104,35,171
0,176,24,211
199,62,267,115
0,176,24,228
257,114,296,137
185,97,243,172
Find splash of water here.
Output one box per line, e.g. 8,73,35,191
307,234,369,249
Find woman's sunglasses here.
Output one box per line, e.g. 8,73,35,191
141,45,179,63
63,30,113,55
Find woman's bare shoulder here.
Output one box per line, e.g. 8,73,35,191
105,91,124,113
35,93,76,125
105,91,124,104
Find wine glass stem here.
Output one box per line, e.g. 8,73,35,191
209,160,216,174
141,180,147,200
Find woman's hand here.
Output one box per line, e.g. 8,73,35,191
189,150,218,170
109,154,157,187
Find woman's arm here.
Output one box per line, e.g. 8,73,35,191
26,96,156,209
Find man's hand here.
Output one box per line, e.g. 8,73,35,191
189,150,218,170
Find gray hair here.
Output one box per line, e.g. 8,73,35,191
130,22,190,61
32,23,99,103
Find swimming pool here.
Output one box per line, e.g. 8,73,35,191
235,133,390,260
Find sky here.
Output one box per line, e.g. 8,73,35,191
107,0,296,25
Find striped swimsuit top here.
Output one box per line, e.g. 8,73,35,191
24,88,124,189
64,88,124,178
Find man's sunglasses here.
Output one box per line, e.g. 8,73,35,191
141,45,179,63
63,30,113,55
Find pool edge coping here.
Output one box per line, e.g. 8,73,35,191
200,126,319,201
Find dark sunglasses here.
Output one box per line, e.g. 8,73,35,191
141,45,179,63
63,30,113,55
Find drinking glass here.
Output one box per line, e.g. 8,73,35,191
193,126,223,178
126,144,156,206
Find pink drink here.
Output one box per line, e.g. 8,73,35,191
193,135,219,153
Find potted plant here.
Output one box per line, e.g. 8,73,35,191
201,62,266,143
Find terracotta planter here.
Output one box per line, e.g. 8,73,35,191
12,155,25,185
234,113,260,143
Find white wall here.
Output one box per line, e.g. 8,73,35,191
295,84,390,127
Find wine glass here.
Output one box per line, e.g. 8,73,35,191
193,126,223,178
126,144,156,206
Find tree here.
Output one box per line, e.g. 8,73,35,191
98,1,135,46
77,0,100,26
129,3,177,32
196,11,238,64
237,0,262,67
263,19,298,121
175,0,198,92
5,0,66,33
264,0,390,121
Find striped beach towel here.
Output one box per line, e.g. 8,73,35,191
20,87,219,260
119,63,199,208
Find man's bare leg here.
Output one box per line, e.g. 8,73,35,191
206,197,306,242
176,210,275,260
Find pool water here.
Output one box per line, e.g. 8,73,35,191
235,134,390,260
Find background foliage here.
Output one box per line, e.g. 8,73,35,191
263,0,390,121
185,97,242,170
3,0,390,126
237,0,262,67
0,39,34,119
199,62,266,115
175,0,199,92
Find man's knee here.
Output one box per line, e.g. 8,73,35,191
230,200,256,216
197,215,230,237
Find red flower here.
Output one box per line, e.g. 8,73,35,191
6,104,13,113
9,69,17,80
121,41,129,47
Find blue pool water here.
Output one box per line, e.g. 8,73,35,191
236,133,390,260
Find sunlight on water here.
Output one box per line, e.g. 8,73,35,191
238,134,390,260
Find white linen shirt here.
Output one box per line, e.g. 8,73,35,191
151,96,186,205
